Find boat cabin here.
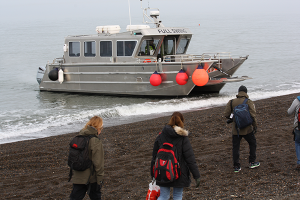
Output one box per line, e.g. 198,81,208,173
63,25,193,64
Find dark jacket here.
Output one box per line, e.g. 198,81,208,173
151,125,200,188
71,126,104,185
224,91,257,135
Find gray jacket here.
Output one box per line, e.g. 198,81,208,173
287,96,300,130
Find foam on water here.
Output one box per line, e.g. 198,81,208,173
1,88,300,144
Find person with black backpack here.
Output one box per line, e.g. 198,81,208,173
224,85,259,173
287,96,300,170
151,112,200,200
69,116,104,200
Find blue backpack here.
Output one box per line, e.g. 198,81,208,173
233,98,253,134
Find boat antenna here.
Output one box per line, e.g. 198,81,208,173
140,0,164,28
128,0,132,25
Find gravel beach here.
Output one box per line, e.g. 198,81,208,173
1,93,300,200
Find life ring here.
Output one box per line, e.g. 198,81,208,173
143,59,151,63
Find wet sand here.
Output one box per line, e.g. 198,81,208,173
1,93,300,199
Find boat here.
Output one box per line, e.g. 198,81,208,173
36,3,250,97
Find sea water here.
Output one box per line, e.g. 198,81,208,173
0,3,300,144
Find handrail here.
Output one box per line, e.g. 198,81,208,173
163,52,234,62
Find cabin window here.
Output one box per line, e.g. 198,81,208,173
176,38,189,54
117,41,137,56
69,42,80,57
138,39,159,56
84,41,96,57
100,41,112,57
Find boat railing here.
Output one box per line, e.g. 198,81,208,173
52,57,65,65
163,52,234,62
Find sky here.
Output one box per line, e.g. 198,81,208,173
1,0,299,23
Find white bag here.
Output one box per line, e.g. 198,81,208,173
146,180,160,200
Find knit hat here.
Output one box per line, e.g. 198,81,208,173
238,85,247,93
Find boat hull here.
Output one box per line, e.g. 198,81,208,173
39,57,247,96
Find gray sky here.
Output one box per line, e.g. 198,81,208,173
1,0,299,23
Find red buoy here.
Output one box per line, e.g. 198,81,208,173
176,69,188,85
192,65,209,86
150,71,162,86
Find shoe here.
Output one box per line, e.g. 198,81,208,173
249,162,260,169
234,166,241,172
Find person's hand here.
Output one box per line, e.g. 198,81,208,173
96,181,103,192
253,127,257,134
195,178,200,188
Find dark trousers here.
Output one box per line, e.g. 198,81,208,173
232,133,257,168
70,182,101,200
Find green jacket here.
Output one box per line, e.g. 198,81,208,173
71,126,104,185
224,91,257,135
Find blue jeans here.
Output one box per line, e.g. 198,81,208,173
158,186,183,200
294,129,300,164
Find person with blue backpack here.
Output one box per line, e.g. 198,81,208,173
151,112,200,200
287,96,300,170
224,85,259,172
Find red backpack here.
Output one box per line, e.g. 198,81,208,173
153,135,182,184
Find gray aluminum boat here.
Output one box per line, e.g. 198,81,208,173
36,5,250,97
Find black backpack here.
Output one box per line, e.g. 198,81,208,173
153,134,182,184
233,98,253,134
68,135,97,182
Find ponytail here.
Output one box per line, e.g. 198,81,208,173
168,112,184,128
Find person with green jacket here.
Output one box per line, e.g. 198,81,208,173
145,40,156,55
69,116,104,200
224,85,260,172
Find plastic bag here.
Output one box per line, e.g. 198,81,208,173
146,180,160,200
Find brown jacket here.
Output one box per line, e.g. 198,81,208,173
71,126,104,185
224,91,257,135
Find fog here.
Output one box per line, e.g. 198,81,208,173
1,0,299,23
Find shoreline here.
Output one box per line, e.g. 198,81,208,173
1,93,300,199
2,91,300,146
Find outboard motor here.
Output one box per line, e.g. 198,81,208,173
36,66,46,84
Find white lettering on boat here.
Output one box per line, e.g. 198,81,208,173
157,29,187,34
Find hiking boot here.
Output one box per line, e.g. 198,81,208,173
234,166,241,172
249,162,260,169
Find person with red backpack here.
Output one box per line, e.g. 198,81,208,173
287,96,300,170
69,116,104,200
151,112,200,200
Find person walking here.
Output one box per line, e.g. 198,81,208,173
69,116,104,200
287,96,300,170
151,112,200,200
224,85,260,172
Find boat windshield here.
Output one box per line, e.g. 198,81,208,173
156,36,179,57
176,38,190,54
138,39,160,56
